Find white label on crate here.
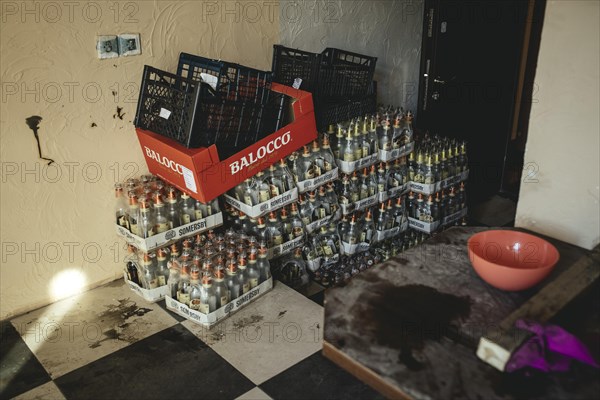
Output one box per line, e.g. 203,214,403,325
200,73,218,90
298,168,339,193
292,78,302,89
159,108,172,119
181,166,198,193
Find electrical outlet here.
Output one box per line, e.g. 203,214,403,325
118,33,141,57
97,35,119,59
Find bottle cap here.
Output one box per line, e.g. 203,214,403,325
153,192,164,206
311,140,319,151
280,207,288,218
128,194,138,206
268,211,277,221
157,248,167,259
257,217,266,227
201,275,213,285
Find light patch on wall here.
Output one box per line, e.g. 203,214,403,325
50,269,87,301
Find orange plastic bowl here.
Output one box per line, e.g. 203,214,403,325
467,230,560,291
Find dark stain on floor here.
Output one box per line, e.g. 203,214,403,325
113,106,125,120
353,283,471,371
88,299,152,349
232,315,264,330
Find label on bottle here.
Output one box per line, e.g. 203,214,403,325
195,210,203,220
242,283,250,294
347,236,358,245
156,222,169,234
206,205,212,216
343,153,355,162
158,276,166,286
147,278,158,289
244,195,254,206
362,146,370,158
360,232,366,243
199,303,210,314
273,234,284,246
118,215,129,229
383,142,392,151
221,295,229,307
259,189,270,203
182,214,191,224
130,222,140,236
293,226,304,237
323,245,334,256
304,169,315,180
323,161,332,172
270,185,280,197
378,184,385,193
145,227,156,238
190,299,201,310
340,196,349,205
318,208,327,219
249,278,259,289
179,292,190,305
351,193,359,203
302,217,311,225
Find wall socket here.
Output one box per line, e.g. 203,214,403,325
97,34,141,59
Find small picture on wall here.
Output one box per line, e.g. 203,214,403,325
96,35,119,59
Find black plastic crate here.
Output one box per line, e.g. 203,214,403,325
271,45,321,94
135,65,287,160
315,81,377,130
318,48,377,99
178,52,272,104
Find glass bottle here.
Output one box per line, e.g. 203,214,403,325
139,199,156,238
360,210,376,243
124,244,140,285
378,118,392,152
179,192,195,225
297,145,315,181
368,115,380,155
156,248,170,286
188,268,202,310
128,193,141,236
368,165,379,197
167,263,180,298
310,140,322,177
225,261,241,300
359,168,370,200
257,245,271,283
361,116,371,158
213,267,229,309
199,275,217,314
333,124,345,160
407,151,417,182
153,193,169,234
255,171,271,204
319,135,336,173
266,211,284,246
279,207,293,242
165,188,181,229
115,184,129,229
247,249,261,289
393,196,407,227
344,214,359,244
194,199,205,221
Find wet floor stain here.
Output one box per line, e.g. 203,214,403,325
278,310,287,318
232,315,264,330
25,115,55,165
353,283,471,371
113,106,125,120
88,299,152,349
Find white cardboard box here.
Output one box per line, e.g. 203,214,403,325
372,220,409,242
336,154,378,174
116,212,223,252
224,188,298,218
268,236,304,259
378,142,414,162
296,168,339,193
408,170,470,195
165,278,273,328
408,207,468,233
123,273,170,302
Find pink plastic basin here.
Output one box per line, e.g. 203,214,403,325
467,230,560,291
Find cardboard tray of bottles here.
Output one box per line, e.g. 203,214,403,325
408,170,469,195
136,83,318,204
341,220,409,255
116,212,223,252
339,184,409,215
335,142,414,175
165,278,273,328
295,167,339,193
378,142,415,163
223,187,299,218
408,207,468,233
123,273,170,303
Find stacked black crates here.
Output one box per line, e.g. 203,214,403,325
271,45,377,130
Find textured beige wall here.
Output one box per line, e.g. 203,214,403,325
0,0,278,320
279,0,424,112
515,1,600,250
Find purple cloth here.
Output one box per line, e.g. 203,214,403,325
506,319,599,372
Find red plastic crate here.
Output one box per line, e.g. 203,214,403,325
136,83,317,203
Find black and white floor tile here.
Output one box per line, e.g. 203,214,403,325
0,279,381,400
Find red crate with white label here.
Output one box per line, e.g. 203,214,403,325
136,83,317,203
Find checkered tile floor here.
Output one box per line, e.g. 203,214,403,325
1,280,383,399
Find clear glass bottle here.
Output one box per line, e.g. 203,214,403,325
344,214,359,244
407,151,417,182
193,198,205,221
359,168,370,200
393,196,407,227
289,204,305,239
378,118,392,152
376,203,387,231
153,193,169,234
279,207,294,242
266,164,283,197
310,140,322,177
266,211,284,246
199,275,217,314
167,263,180,298
333,124,345,160
225,261,241,300
319,135,336,173
115,184,129,230
128,193,141,236
255,171,271,204
247,249,261,289
368,115,380,155
257,245,271,283
377,163,388,194
297,145,315,182
179,192,195,225
139,199,156,238
342,125,356,162
361,116,371,158
188,269,202,310
156,248,170,286
367,165,379,197
124,244,141,285
139,252,157,289
360,210,376,243
213,267,229,309
352,120,363,161
165,188,181,229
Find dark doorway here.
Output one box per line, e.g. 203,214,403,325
416,0,546,226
